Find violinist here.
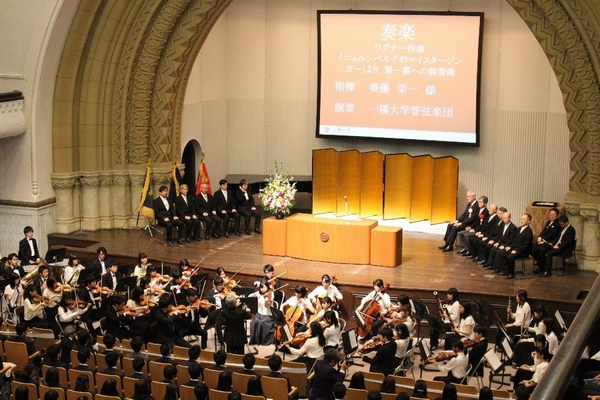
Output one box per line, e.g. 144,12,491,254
133,252,152,283
394,323,411,371
311,296,338,323
282,321,325,373
260,264,283,304
323,310,341,351
179,258,192,279
248,281,276,346
163,271,185,295
467,326,488,379
63,254,84,286
308,274,343,306
23,285,50,328
216,294,252,354
101,262,122,293
58,292,91,332
126,287,151,338
361,327,397,376
430,287,461,350
153,295,192,348
205,276,226,309
216,267,238,291
78,275,102,322
176,289,209,349
429,341,469,384
105,296,135,339
148,266,169,294
280,285,315,331
32,265,50,294
444,302,475,350
42,277,63,335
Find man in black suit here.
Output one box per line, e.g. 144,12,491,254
457,196,490,256
153,296,192,348
475,207,507,264
468,326,488,379
4,252,27,281
239,353,258,376
181,363,203,387
194,182,222,240
100,262,123,292
98,351,124,378
361,327,397,376
175,289,209,349
464,204,499,260
531,208,561,271
9,323,36,356
129,358,146,379
234,179,262,235
541,215,576,277
495,213,534,279
104,296,133,339
91,246,112,279
153,185,184,247
310,349,348,400
72,347,97,373
439,191,479,252
213,179,241,238
483,211,517,269
18,226,40,267
175,184,201,242
217,294,252,354
43,344,70,369
32,265,50,294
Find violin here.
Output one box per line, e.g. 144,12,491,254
356,283,390,339
433,351,458,362
167,304,189,316
192,299,214,310
118,306,139,317
62,284,73,293
267,271,287,287
101,286,114,296
358,337,383,354
281,331,311,348
53,283,63,293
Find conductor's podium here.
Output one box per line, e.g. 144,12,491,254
263,213,402,267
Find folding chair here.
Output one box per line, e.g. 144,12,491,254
203,368,221,389
150,381,168,400
42,365,68,388
393,347,416,378
68,369,95,392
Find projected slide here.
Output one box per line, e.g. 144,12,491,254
317,11,484,145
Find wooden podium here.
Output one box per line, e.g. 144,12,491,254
286,214,377,264
262,217,287,256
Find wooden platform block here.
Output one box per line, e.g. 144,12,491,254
262,217,287,256
370,226,403,267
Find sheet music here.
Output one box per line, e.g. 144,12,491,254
555,310,568,331
502,337,514,359
484,349,502,372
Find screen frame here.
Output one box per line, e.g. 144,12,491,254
316,10,485,147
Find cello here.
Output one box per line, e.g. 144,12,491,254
355,283,390,339
274,301,304,342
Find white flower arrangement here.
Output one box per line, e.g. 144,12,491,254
260,161,297,217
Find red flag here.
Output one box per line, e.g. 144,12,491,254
195,153,212,195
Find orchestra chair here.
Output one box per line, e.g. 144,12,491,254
95,373,123,394
209,389,232,400
10,381,38,400
514,256,534,278
232,372,253,392
552,238,578,275
422,379,445,398
241,394,266,400
39,385,66,400
123,376,137,399
95,353,108,371
148,360,170,381
362,371,385,391
68,369,95,392
71,349,98,371
392,375,415,393
203,368,221,390
176,364,191,384
66,389,93,400
150,380,168,400
459,364,472,385
261,375,298,400
95,395,122,400
491,388,511,399
179,384,196,399
42,365,68,388
146,342,161,355
198,348,215,366
394,347,417,378
120,338,133,350
345,388,368,400
4,341,41,374
454,382,478,397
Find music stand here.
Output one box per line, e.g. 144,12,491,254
116,276,138,298
117,264,132,277
158,265,172,277
45,247,66,263
341,329,359,356
418,338,437,377
77,268,97,286
234,287,254,297
191,273,208,289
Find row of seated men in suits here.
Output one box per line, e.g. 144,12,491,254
153,179,262,247
439,192,576,279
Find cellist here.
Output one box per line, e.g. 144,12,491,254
280,285,315,333
307,274,343,306
354,279,392,339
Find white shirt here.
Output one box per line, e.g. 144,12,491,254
308,285,343,303
437,352,469,379
358,290,392,314
161,196,170,211
513,302,532,327
58,305,88,323
4,285,22,308
248,292,272,316
395,338,410,358
532,360,549,383
546,331,559,355
28,238,36,258
458,315,475,340
24,298,45,321
289,336,324,359
280,296,312,324
323,324,341,347
444,301,461,327
64,264,84,284
42,287,61,308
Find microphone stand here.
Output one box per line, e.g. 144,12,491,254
344,196,350,225
74,176,87,236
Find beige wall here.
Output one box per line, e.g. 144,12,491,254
183,0,569,216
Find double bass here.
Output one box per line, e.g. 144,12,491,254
355,283,390,339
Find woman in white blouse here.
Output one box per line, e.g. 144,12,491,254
284,321,325,373
445,302,475,350
248,281,276,346
431,287,461,349
322,310,341,350
132,252,152,283
280,285,315,331
506,289,532,338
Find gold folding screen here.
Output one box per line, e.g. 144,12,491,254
359,151,384,218
312,149,338,214
336,150,361,217
410,155,434,222
431,157,459,224
383,154,412,219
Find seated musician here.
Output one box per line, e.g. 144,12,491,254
388,296,415,335
147,266,169,295
310,296,338,323
133,252,152,283
63,254,84,287
105,295,134,339
430,288,461,350
216,267,239,291
248,281,276,346
323,310,342,351
4,252,27,281
23,285,50,329
280,284,315,333
513,305,548,365
394,323,411,369
164,271,186,296
57,292,91,333
179,258,192,280
467,326,488,379
32,265,50,295
282,320,326,373
429,341,469,384
176,288,209,349
153,295,192,348
445,302,475,350
42,277,62,335
101,262,122,295
512,334,547,389
5,272,24,315
360,327,397,376
505,289,533,340
354,279,392,339
518,346,550,394
307,274,343,306
260,264,283,305
127,286,150,317
217,294,252,355
205,276,227,309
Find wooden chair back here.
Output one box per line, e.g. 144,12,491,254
281,360,311,398
180,384,196,399
10,381,38,400
66,389,93,400
345,387,369,400
173,345,191,359
31,328,57,351
95,395,122,400
148,360,170,381
68,369,95,392
232,372,254,393
122,376,137,399
198,348,215,364
121,357,137,377
39,385,66,400
146,342,161,355
203,368,222,390
95,372,123,394
382,393,397,400
95,353,108,371
209,389,232,400
261,375,298,400
491,389,511,399
393,375,415,392
4,341,34,373
42,365,69,388
241,394,266,400
176,364,191,384
150,380,169,400
362,371,385,391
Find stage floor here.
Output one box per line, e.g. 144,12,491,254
48,226,595,305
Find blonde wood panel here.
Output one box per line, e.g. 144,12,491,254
262,217,287,256
384,154,413,219
360,151,384,218
312,149,338,214
410,155,434,222
370,226,403,267
431,157,459,224
286,214,377,264
336,150,361,216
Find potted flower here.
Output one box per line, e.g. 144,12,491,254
260,161,297,219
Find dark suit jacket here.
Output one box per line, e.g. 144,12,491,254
153,196,175,221
539,220,561,243
154,308,181,343
194,193,216,215
18,237,39,266
363,340,397,376
98,367,124,379
91,257,113,279
457,200,478,226
310,359,345,398
4,266,27,280
104,305,129,338
555,225,577,257
469,338,488,376
101,271,123,291
495,223,518,245
479,214,499,236
73,364,96,373
181,379,202,387
218,306,251,347
233,189,256,209
175,194,196,219
468,207,490,229
213,189,236,213
508,225,533,255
